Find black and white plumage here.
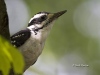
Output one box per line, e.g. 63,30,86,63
11,29,31,47
10,10,67,70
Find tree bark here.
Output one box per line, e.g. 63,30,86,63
0,0,10,40
0,0,14,75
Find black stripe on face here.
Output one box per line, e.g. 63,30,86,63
28,15,47,26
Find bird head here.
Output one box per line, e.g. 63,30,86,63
28,10,67,33
27,10,67,41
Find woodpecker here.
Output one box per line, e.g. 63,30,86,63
10,10,67,70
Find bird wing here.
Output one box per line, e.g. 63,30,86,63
10,29,31,47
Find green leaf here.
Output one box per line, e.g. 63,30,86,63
0,36,24,75
0,49,11,75
6,41,25,73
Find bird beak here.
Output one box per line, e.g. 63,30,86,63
42,10,67,28
48,10,67,22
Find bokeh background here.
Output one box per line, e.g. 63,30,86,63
5,0,100,75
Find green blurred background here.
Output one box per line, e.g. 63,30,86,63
5,0,100,75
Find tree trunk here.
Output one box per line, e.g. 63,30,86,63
0,0,10,40
0,0,14,75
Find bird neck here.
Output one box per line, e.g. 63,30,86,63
27,23,54,42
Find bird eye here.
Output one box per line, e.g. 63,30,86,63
33,19,36,22
41,15,47,20
28,15,47,26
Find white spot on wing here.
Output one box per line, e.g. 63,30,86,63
22,34,24,36
13,45,16,47
11,40,16,43
13,40,16,43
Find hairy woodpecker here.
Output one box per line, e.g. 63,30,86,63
10,10,67,70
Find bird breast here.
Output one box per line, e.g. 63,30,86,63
18,34,44,70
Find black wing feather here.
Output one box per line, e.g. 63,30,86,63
10,29,31,47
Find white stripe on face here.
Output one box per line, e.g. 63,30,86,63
29,13,46,23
